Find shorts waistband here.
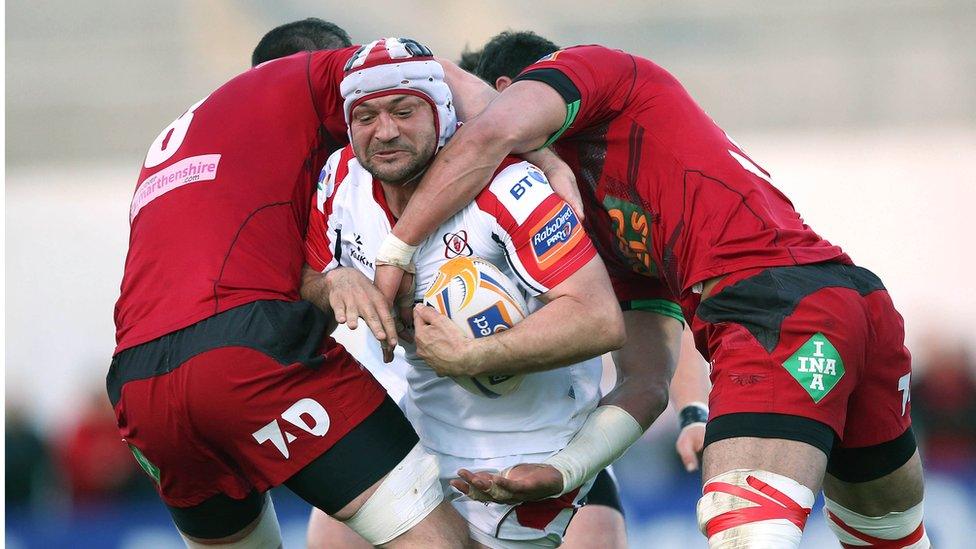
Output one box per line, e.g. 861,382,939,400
694,262,885,353
107,300,328,406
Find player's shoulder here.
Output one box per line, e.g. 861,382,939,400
308,45,361,67
529,44,624,69
317,145,359,199
476,157,553,224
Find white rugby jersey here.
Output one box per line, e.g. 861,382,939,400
306,146,602,458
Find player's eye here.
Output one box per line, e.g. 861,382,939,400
395,109,413,118
355,113,375,124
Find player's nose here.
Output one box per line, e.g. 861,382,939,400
374,112,401,142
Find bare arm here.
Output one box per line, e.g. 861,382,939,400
438,57,496,123
392,80,566,247
669,329,711,410
605,310,684,430
413,255,625,376
373,81,577,334
452,309,684,503
669,328,711,471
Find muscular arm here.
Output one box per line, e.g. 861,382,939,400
414,255,625,376
605,310,684,430
669,329,711,410
452,308,684,503
668,329,711,471
393,80,566,246
438,57,496,123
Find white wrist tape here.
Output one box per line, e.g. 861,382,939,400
376,234,418,274
544,405,644,496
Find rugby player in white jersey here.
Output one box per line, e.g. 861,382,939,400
300,38,638,548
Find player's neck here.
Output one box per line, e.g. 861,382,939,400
378,179,418,219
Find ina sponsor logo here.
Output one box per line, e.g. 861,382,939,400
782,333,845,403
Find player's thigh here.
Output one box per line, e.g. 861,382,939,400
383,500,472,549
306,508,372,549
562,505,626,549
703,436,827,491
824,445,924,516
563,467,626,548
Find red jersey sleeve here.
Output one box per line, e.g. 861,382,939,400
308,46,361,148
514,45,636,144
475,160,596,295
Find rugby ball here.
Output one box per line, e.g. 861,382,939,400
423,256,528,398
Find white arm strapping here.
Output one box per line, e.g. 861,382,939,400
544,405,644,496
376,234,418,273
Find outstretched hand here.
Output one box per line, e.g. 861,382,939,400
451,463,564,505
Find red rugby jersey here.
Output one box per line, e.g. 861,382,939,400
516,45,849,315
114,47,357,353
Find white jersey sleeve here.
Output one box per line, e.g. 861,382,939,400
473,160,595,296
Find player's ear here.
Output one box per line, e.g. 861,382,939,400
495,76,513,92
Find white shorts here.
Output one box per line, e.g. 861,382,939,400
437,451,594,549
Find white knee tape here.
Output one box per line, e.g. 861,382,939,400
697,469,815,549
180,493,282,549
823,497,929,548
344,443,444,545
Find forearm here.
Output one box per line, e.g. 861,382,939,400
393,124,509,246
438,57,496,122
668,329,711,410
300,264,330,311
603,310,683,429
468,297,624,376
391,81,565,246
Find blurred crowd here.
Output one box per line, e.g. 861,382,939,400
7,335,975,515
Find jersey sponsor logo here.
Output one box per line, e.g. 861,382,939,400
509,173,548,200
898,373,911,416
782,333,846,403
130,154,221,221
603,195,656,277
494,164,551,224
442,230,473,258
466,302,515,338
348,232,374,269
252,398,331,459
530,203,584,269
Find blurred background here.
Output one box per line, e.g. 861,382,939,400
5,0,975,547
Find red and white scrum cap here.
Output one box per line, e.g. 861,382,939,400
341,37,457,149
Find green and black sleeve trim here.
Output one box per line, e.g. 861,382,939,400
514,68,581,148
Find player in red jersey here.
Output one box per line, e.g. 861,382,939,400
109,21,491,547
470,31,712,549
373,45,929,548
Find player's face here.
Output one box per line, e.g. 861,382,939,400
350,94,437,186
